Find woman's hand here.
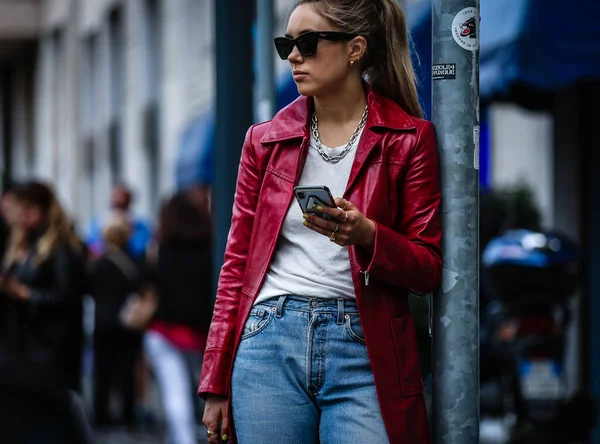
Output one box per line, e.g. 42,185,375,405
203,394,229,443
0,276,30,302
302,198,376,250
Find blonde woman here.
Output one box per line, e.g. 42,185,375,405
200,0,442,442
0,181,89,443
89,214,144,428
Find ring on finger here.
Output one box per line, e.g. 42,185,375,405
341,199,349,210
207,430,218,438
333,223,339,233
329,231,336,242
341,211,349,222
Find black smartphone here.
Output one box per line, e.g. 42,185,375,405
294,185,337,221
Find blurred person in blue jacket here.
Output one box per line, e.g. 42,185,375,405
86,184,152,260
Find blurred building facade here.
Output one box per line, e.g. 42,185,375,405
0,0,40,197
0,0,302,231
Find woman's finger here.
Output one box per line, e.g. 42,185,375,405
320,201,359,223
334,198,358,211
206,428,220,443
203,413,221,443
303,219,348,244
303,214,336,231
303,219,331,236
316,204,343,220
221,418,230,442
334,197,346,209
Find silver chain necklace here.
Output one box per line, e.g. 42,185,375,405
311,105,368,163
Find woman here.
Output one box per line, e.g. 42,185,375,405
0,181,89,443
89,215,143,428
144,192,213,444
200,0,441,443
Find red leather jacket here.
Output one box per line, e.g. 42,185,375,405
199,86,442,443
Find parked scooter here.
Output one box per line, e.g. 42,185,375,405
480,230,595,443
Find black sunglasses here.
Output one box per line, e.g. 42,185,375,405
274,31,358,60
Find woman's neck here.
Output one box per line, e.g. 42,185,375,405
313,78,367,126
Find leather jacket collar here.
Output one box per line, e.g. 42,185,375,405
261,83,418,144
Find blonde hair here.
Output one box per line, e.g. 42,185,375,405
294,0,423,118
103,214,132,250
3,182,81,267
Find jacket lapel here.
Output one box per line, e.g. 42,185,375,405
343,127,382,198
261,96,310,145
261,95,312,185
260,84,419,195
343,86,417,196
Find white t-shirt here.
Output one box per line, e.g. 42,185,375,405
255,128,364,305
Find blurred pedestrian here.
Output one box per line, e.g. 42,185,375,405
0,182,19,258
186,184,211,215
85,183,155,423
0,183,19,360
200,1,441,443
0,181,90,443
88,214,144,428
144,192,213,444
86,184,152,260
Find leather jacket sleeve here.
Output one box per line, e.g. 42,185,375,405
198,126,260,398
28,243,78,305
364,122,442,295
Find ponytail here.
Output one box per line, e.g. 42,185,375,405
368,0,423,118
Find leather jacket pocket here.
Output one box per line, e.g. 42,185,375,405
390,314,424,397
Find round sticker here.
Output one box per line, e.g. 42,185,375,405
452,7,478,51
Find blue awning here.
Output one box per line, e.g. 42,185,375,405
479,0,600,98
407,0,600,103
406,1,433,118
176,110,215,189
175,73,300,189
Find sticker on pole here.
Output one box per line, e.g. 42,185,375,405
452,7,478,51
432,64,456,80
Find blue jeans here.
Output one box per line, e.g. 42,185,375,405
231,295,389,443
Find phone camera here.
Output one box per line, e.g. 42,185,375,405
297,192,305,199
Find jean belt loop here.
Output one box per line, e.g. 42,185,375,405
337,298,345,325
276,295,287,318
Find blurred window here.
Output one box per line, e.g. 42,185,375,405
141,0,161,106
51,29,65,181
81,34,98,223
141,0,162,211
108,7,125,183
81,35,97,139
186,0,213,111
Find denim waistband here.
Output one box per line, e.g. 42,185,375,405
256,295,359,324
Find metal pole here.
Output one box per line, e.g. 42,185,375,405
431,0,480,442
213,0,254,287
256,0,276,122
